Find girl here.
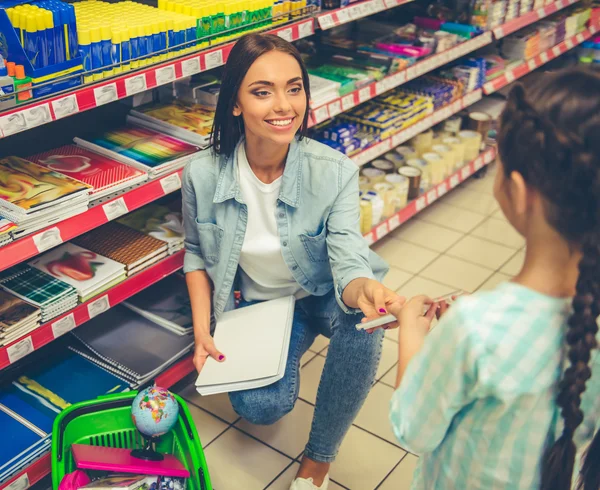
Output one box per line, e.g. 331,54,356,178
182,33,400,489
385,67,600,489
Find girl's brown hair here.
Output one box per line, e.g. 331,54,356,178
498,67,600,490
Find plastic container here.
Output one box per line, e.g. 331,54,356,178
51,391,212,490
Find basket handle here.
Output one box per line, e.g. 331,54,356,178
97,391,138,401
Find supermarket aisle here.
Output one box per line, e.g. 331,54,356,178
175,162,526,490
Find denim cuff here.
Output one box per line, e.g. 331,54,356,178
183,250,206,273
303,446,338,464
335,271,375,315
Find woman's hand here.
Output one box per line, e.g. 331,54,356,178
193,333,226,373
389,295,437,336
345,278,405,332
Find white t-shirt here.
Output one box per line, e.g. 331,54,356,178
237,144,305,301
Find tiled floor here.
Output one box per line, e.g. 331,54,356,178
174,163,526,490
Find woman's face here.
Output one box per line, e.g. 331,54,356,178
233,50,307,148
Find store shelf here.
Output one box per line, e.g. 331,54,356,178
484,21,599,94
0,251,184,371
492,0,580,39
315,0,414,30
0,169,185,273
155,355,196,388
0,18,315,140
351,88,483,167
308,32,492,127
363,146,497,244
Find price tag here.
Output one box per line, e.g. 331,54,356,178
406,66,416,80
494,27,505,38
541,51,549,63
299,20,314,38
347,5,361,19
375,223,388,240
278,27,293,41
537,7,546,17
392,131,408,147
181,57,201,77
5,473,30,490
318,14,335,29
125,74,148,96
437,181,448,196
551,46,561,57
426,189,438,205
52,94,79,120
22,104,51,129
484,150,494,164
364,232,375,245
375,81,386,95
103,197,129,221
461,165,472,180
336,9,351,24
155,65,176,85
474,157,484,170
52,313,76,339
450,174,460,188
372,0,385,11
312,105,329,124
566,38,574,49
0,112,27,136
7,337,34,365
204,49,224,70
528,59,537,71
576,33,585,43
33,227,63,253
388,214,401,230
341,94,355,111
415,196,426,211
94,83,118,106
88,295,110,319
328,100,342,117
160,173,182,194
505,71,515,83
358,87,371,103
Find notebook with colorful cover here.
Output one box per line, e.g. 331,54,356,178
27,145,148,199
117,205,184,252
73,126,200,176
0,290,40,331
72,222,168,272
0,156,90,219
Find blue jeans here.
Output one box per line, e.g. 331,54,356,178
228,290,384,463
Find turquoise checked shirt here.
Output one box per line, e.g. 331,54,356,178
182,137,388,319
390,282,600,490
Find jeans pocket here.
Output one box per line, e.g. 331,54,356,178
195,220,224,264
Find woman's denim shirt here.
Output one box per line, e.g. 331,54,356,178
182,137,389,319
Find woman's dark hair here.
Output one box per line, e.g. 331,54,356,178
498,67,600,490
211,33,311,156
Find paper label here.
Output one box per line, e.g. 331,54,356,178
461,165,472,180
318,14,335,29
406,66,416,80
372,0,385,11
450,174,460,188
277,27,293,42
494,27,504,38
0,111,27,136
392,131,408,147
181,58,201,77
484,150,494,164
552,46,561,57
336,9,351,24
358,87,371,103
347,5,362,19
541,52,549,63
52,313,76,338
364,232,375,245
160,173,182,194
388,214,401,230
94,83,118,106
5,473,30,490
437,181,448,196
299,21,314,39
21,104,51,130
155,65,176,85
415,196,426,211
375,223,388,240
88,295,110,319
125,74,148,96
528,59,537,71
103,197,129,221
312,105,329,124
537,7,546,17
474,157,484,170
566,38,574,49
341,94,355,111
427,189,438,205
384,0,399,7
7,337,34,365
576,33,585,43
204,49,224,70
52,95,79,120
33,227,63,253
328,100,342,117
505,71,515,83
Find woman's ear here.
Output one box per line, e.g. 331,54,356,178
233,104,241,117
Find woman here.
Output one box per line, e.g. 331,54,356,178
182,33,400,489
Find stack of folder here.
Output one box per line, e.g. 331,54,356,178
0,290,41,347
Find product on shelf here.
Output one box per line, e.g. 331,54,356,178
578,35,600,64
0,218,15,248
308,73,341,108
0,290,41,347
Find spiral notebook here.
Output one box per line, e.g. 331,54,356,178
195,296,295,396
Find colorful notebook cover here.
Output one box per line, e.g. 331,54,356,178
117,205,184,246
0,265,77,308
73,222,168,270
0,217,16,236
27,146,147,196
131,101,214,139
0,156,90,214
76,127,199,168
29,243,126,298
0,290,40,330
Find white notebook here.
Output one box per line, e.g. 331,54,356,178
195,296,296,396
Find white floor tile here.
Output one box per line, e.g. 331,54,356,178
378,454,419,490
397,276,458,300
266,463,346,490
202,428,291,490
440,188,498,216
377,338,399,380
354,382,398,445
471,217,525,249
446,235,516,270
501,249,525,276
177,384,239,423
309,335,330,353
478,272,512,291
330,426,405,489
186,403,229,448
372,238,439,274
383,267,413,292
380,368,397,388
390,219,464,253
236,399,314,459
416,202,486,233
420,255,494,292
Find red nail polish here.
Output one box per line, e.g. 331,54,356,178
379,308,387,313
219,355,225,361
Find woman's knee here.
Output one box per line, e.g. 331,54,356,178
229,389,294,425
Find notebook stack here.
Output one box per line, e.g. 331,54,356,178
0,290,41,347
27,145,148,201
69,305,194,387
128,100,215,148
0,265,78,322
309,74,342,109
74,126,200,178
0,217,15,247
0,156,90,239
73,222,168,277
117,204,184,255
123,275,192,336
29,243,127,303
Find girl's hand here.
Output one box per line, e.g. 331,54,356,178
389,295,437,335
193,333,226,373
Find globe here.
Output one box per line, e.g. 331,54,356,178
131,386,179,439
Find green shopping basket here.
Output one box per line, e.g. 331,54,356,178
51,391,212,490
